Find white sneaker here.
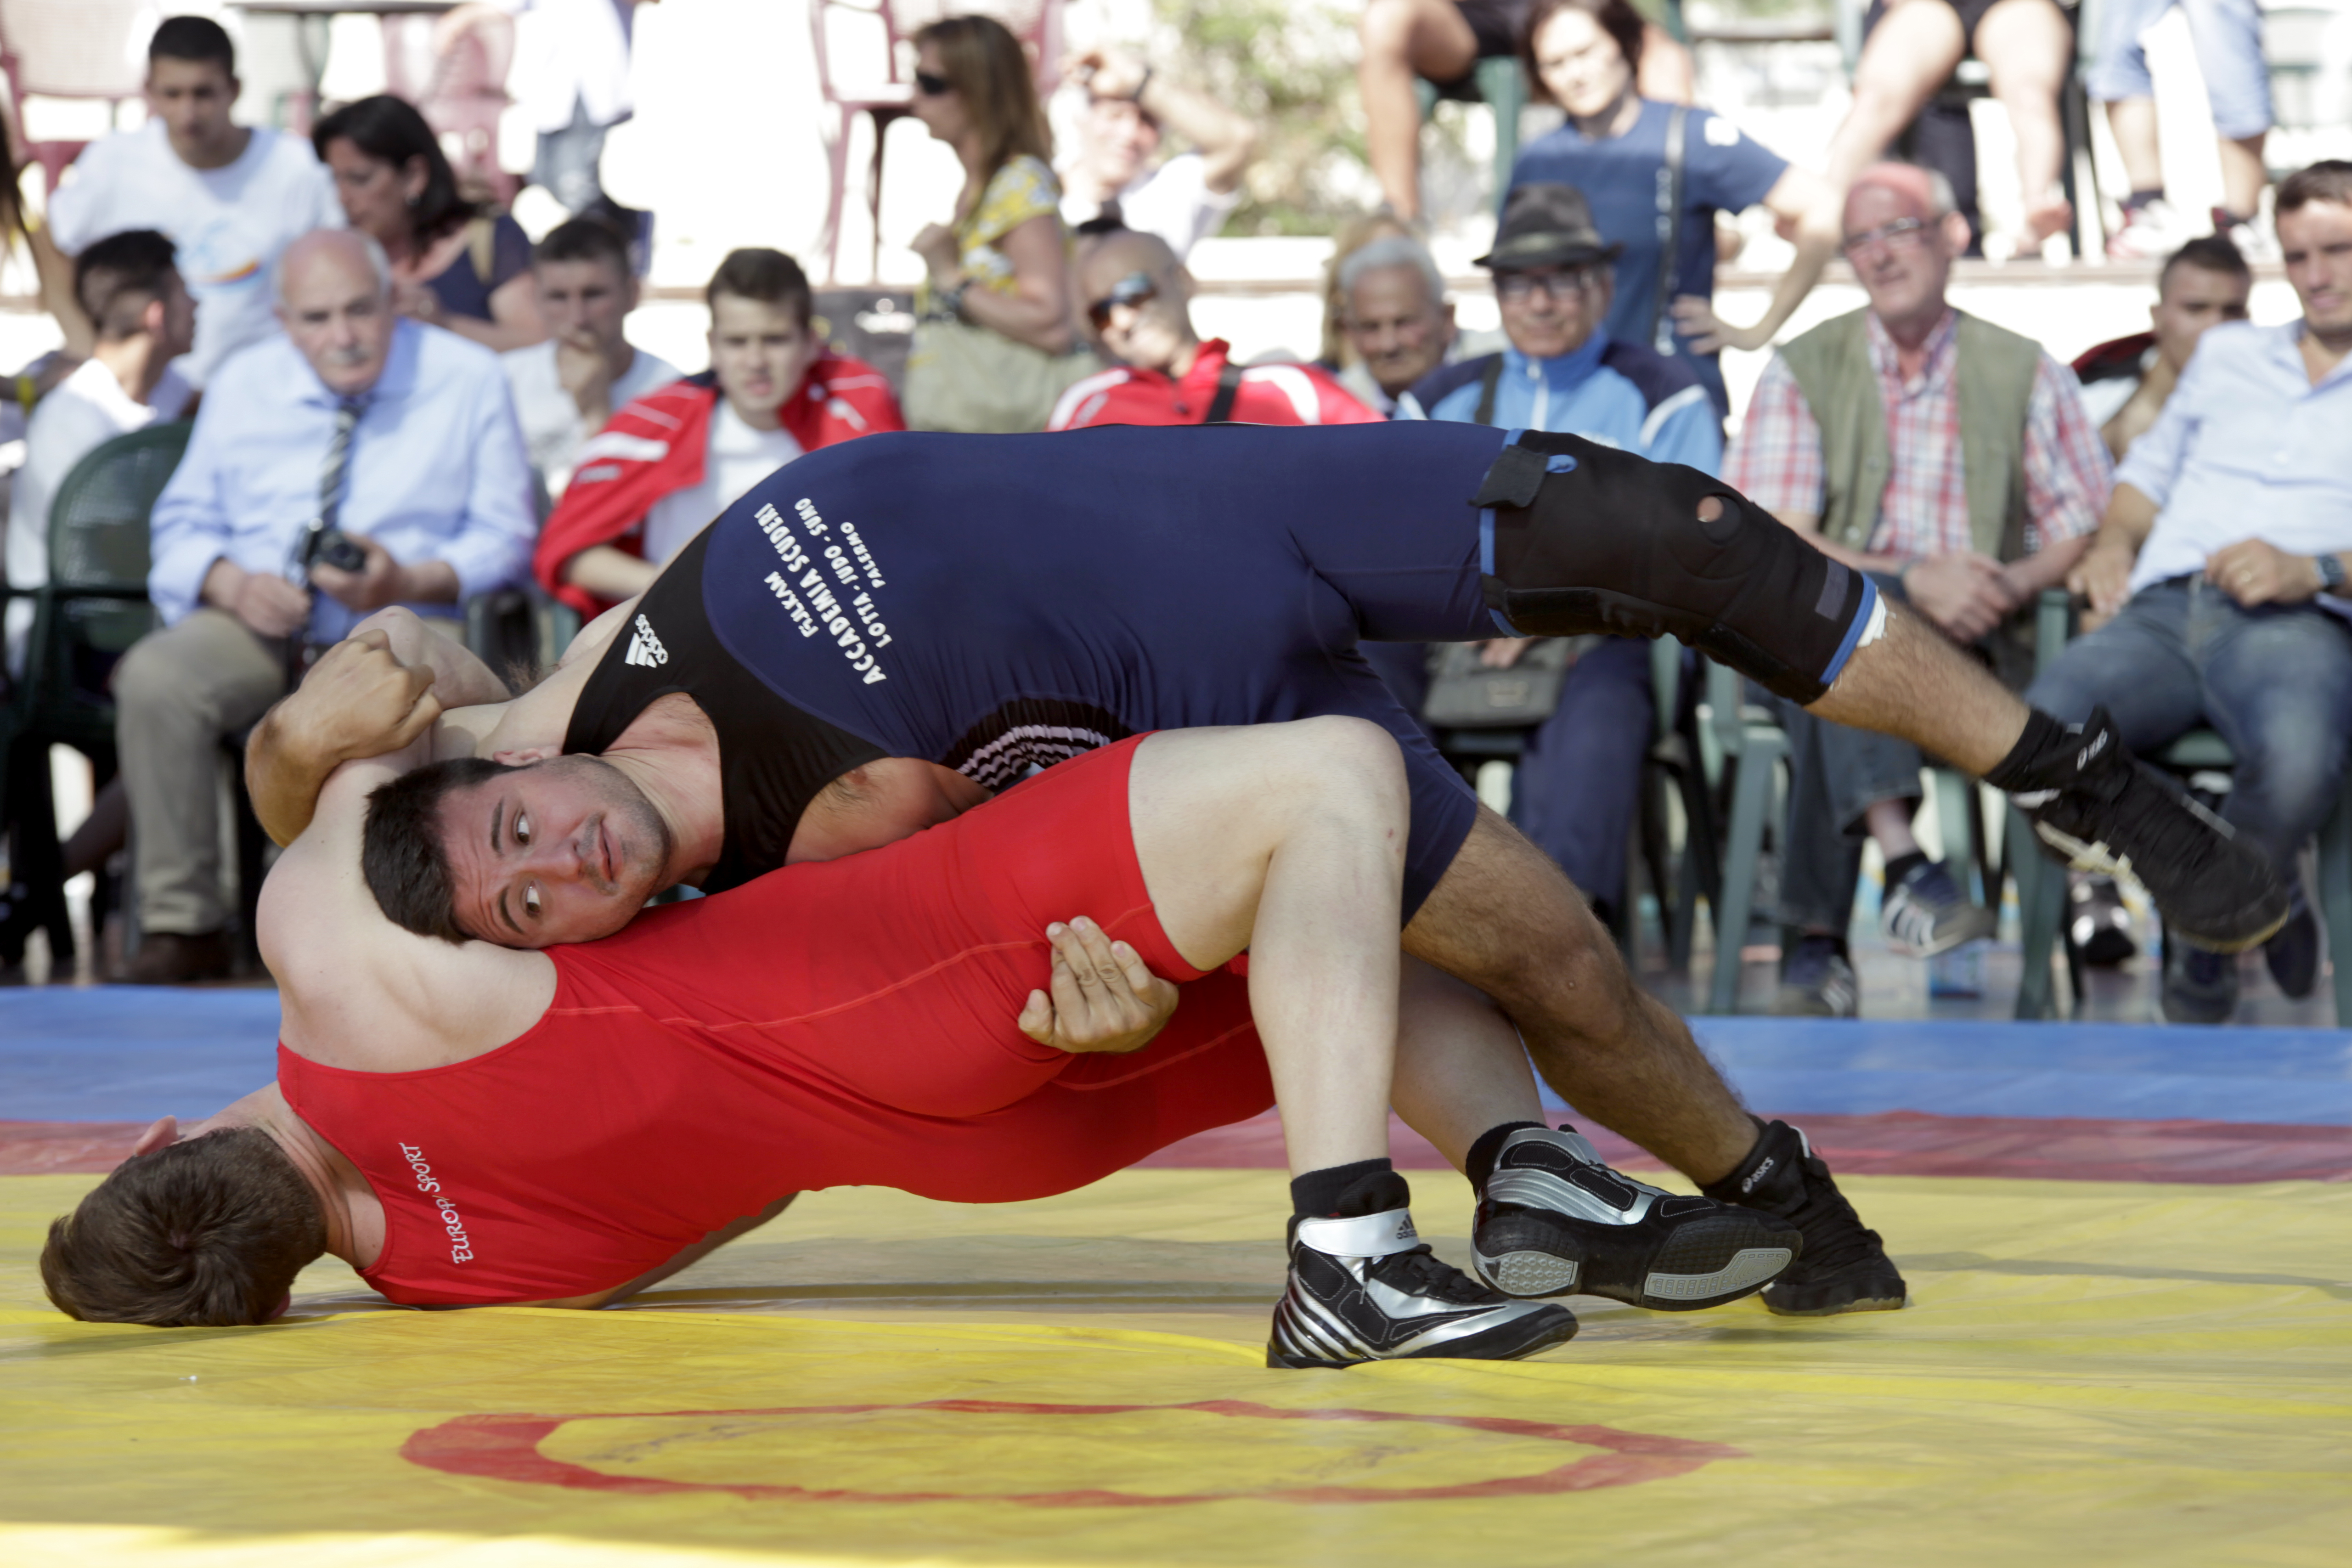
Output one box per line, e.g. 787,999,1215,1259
2106,198,2190,261
2212,208,2279,263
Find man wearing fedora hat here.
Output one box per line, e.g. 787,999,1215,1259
1402,181,1718,934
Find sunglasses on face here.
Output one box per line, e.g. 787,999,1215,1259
914,69,953,96
1841,216,1929,257
1086,271,1159,330
1494,268,1598,303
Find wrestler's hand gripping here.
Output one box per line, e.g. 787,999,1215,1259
1017,916,1180,1055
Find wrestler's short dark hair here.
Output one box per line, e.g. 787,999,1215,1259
150,15,237,75
43,1128,324,1327
362,756,518,943
706,247,813,327
2159,234,2251,296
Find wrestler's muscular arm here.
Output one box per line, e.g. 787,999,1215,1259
247,601,638,845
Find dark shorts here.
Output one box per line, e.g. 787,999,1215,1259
1459,0,1532,57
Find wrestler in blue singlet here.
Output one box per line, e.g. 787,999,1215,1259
565,421,1875,916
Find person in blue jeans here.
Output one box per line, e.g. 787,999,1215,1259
2036,162,2352,1022
1404,182,1719,930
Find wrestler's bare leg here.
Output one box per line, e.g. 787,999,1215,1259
1806,602,2029,773
1401,618,2027,1179
1404,807,1757,1181
1388,957,1547,1169
1127,718,1408,1179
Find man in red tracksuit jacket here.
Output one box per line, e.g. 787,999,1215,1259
534,247,902,616
1049,226,1376,430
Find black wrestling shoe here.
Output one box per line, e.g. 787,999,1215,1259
1473,1126,1800,1309
1266,1207,1579,1370
1705,1120,1906,1316
1993,708,2287,953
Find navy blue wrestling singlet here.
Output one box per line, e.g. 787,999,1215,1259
571,421,1518,917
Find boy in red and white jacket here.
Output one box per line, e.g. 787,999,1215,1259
535,248,902,615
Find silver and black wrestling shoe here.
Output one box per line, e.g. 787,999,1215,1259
1703,1118,1907,1316
1266,1207,1579,1370
1472,1125,1800,1310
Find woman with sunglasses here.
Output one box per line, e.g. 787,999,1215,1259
902,15,1096,432
1504,0,1842,419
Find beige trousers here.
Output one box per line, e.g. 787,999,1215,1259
114,609,288,935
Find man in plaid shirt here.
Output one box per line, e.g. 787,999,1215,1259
1726,164,2113,1015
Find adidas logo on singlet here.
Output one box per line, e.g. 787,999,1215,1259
625,613,668,669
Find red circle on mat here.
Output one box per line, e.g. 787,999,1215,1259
401,1398,1743,1506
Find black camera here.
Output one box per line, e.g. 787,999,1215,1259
298,519,367,575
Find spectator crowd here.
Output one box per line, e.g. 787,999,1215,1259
0,7,2346,1029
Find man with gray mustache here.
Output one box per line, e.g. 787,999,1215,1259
113,227,534,983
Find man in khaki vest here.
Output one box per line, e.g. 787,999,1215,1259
1725,164,2114,1014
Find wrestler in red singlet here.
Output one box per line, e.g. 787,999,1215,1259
277,740,1275,1307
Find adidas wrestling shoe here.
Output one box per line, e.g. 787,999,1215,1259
1704,1119,1907,1316
1266,1207,1579,1370
1992,707,2287,953
1472,1126,1801,1309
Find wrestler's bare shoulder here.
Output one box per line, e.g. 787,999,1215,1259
262,754,557,1073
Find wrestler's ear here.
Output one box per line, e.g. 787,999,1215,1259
132,1117,178,1156
490,744,560,767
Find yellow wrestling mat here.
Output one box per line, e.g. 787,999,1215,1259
4,1168,2348,1568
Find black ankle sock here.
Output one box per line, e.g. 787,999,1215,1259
1465,1121,1548,1196
1884,850,1929,890
2123,187,2166,212
1291,1158,1405,1219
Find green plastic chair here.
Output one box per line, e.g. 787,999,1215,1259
2014,589,2352,1023
1699,657,1790,1013
0,420,191,962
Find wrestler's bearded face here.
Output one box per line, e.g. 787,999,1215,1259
437,756,674,948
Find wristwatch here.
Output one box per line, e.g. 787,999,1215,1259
2317,553,2346,593
931,277,969,322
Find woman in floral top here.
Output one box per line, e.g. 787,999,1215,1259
907,15,1080,362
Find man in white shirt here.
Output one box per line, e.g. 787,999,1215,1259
2038,160,2352,1022
7,231,197,677
116,229,533,984
500,217,679,497
1058,46,1258,261
46,16,340,388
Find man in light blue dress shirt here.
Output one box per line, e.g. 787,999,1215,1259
116,229,534,982
2033,160,2352,1022
1400,182,1720,933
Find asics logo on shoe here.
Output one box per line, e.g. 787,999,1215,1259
625,614,668,668
1741,1156,1776,1194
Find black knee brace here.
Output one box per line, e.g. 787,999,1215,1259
1472,430,1871,704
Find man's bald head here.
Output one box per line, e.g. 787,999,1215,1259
1842,162,1954,232
275,228,392,309
274,228,397,396
1077,226,1196,374
1839,163,1968,338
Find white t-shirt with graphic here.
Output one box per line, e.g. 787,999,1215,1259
49,121,343,387
640,400,803,565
